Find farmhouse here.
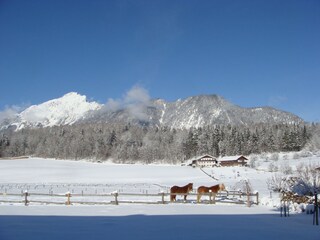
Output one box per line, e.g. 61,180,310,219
187,155,218,168
218,155,248,167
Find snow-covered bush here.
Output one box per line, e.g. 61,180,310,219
268,163,320,197
293,153,300,159
299,151,312,158
260,153,269,162
294,163,320,195
267,174,288,192
248,155,259,168
280,162,293,175
270,153,279,161
268,162,278,172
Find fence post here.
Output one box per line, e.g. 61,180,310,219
160,191,165,204
24,190,29,206
256,192,259,205
246,191,250,207
285,201,289,216
245,180,251,207
313,191,319,225
113,191,119,205
281,201,289,217
65,192,71,205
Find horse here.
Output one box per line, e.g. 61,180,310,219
197,183,226,203
170,183,193,202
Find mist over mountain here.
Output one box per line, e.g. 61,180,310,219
0,92,304,131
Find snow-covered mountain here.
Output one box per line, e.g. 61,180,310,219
3,92,102,130
0,92,304,130
153,95,303,128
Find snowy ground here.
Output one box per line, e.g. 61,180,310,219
0,156,320,240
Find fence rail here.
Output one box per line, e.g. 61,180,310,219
0,190,258,207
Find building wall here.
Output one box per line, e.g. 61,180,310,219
219,160,246,167
196,160,217,167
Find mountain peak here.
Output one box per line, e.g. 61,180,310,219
61,92,85,99
12,92,102,129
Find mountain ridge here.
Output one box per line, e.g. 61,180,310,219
0,92,304,130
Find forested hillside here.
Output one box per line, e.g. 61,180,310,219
1,122,318,164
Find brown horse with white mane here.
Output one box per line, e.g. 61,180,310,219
197,183,226,203
170,183,193,202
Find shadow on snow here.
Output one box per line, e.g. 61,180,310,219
0,214,318,240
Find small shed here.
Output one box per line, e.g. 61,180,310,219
218,155,248,167
187,155,218,168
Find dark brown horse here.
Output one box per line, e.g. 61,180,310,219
197,183,226,203
170,183,193,202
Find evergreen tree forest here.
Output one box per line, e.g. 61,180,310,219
0,123,317,164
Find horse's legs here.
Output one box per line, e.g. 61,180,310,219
170,195,175,202
212,193,216,204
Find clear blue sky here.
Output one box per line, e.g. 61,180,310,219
0,0,319,122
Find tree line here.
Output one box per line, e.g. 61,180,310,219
0,122,317,164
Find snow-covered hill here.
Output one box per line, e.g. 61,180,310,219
0,92,304,130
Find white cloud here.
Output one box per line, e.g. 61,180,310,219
0,105,22,123
124,86,150,105
103,85,151,121
104,98,121,112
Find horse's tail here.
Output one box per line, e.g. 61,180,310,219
197,187,204,203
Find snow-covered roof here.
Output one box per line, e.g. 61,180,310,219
190,154,217,161
219,155,248,161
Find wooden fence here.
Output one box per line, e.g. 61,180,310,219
0,190,259,207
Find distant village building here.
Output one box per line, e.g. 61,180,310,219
184,155,248,168
218,155,248,167
186,155,218,168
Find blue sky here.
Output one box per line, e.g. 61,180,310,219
0,0,319,122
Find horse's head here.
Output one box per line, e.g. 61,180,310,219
188,183,193,191
219,183,226,192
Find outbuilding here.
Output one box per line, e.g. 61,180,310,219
218,155,248,167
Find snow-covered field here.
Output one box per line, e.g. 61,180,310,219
0,156,319,240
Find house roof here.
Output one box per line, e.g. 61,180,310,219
219,155,248,161
193,154,217,161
